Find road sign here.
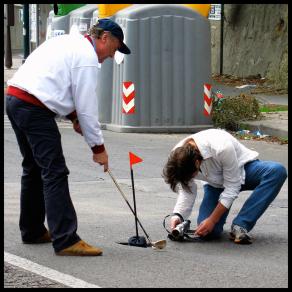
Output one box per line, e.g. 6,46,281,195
208,4,221,20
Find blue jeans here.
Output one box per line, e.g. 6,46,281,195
197,159,287,238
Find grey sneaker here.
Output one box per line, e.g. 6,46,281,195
230,224,252,244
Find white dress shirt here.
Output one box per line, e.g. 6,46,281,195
8,33,103,148
172,129,259,220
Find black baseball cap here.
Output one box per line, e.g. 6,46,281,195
97,18,131,55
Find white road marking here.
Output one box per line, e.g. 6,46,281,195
4,251,101,288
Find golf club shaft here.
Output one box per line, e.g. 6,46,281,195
107,169,152,243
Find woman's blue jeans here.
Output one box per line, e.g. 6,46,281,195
197,159,287,238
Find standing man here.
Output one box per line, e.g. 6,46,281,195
163,129,287,244
5,19,131,256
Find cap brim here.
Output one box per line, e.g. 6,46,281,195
118,42,131,54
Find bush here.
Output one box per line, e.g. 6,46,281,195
211,93,262,131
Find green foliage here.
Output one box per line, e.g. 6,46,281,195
211,94,262,131
260,104,288,112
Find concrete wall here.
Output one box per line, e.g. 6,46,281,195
210,4,288,90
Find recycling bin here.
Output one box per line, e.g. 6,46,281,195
90,9,99,27
98,4,132,18
48,4,89,38
106,4,213,133
50,13,70,37
46,10,54,40
54,4,85,16
69,4,97,36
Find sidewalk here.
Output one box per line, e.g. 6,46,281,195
239,111,288,139
4,53,23,86
212,81,288,139
4,54,288,139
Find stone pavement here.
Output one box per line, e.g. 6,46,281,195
4,54,288,139
4,262,67,288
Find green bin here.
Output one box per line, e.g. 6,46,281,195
54,4,85,16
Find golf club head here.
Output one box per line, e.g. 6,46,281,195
152,239,167,250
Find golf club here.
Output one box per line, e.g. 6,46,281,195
107,169,166,250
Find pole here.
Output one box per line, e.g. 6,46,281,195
22,4,30,63
5,25,12,69
130,168,139,238
36,4,40,47
220,4,224,75
5,4,14,69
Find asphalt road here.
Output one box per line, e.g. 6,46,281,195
4,120,288,288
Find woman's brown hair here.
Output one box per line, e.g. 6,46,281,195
162,143,203,193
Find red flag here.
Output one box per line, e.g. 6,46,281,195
129,152,143,168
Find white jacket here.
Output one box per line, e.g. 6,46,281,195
172,129,259,219
8,33,103,148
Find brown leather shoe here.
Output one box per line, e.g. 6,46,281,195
55,240,103,256
22,231,52,244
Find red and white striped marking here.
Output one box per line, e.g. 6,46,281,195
122,81,135,114
203,83,212,116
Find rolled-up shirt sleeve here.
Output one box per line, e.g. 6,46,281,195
71,66,104,148
217,142,242,209
173,179,197,220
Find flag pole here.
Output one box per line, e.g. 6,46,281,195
130,166,139,238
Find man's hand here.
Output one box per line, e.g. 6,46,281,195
93,150,109,172
170,216,182,230
195,218,216,237
73,120,83,136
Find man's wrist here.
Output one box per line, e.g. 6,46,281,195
91,144,105,154
66,111,77,123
